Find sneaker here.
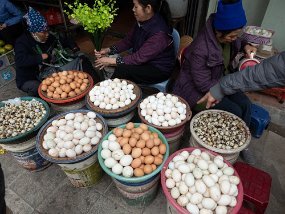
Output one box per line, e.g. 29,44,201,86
241,148,256,165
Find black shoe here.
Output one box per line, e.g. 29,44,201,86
241,148,256,165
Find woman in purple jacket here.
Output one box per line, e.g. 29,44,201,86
173,0,256,126
94,0,175,84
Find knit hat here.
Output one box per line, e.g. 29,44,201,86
24,7,48,33
213,0,247,31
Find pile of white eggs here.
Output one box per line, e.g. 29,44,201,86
165,149,240,214
42,112,103,158
101,134,134,177
140,93,187,127
89,78,137,110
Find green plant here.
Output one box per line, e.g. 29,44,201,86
65,0,118,50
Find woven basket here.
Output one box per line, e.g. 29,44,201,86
36,109,108,164
38,71,94,104
86,79,142,118
241,26,274,45
138,93,192,134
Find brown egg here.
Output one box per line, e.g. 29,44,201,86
56,87,63,94
154,157,163,166
73,72,78,76
122,144,132,155
131,158,142,168
62,71,68,76
123,130,132,138
67,74,74,79
54,76,60,81
126,122,134,130
159,144,166,155
153,133,159,138
52,93,60,99
142,147,151,156
74,88,81,95
45,79,52,86
140,156,145,164
134,168,144,177
151,164,157,171
131,148,142,158
68,70,73,75
78,72,84,79
114,128,123,137
52,81,59,88
61,75,67,80
59,79,66,85
139,164,145,169
66,78,72,84
64,85,71,93
136,140,145,148
48,86,55,92
47,92,53,98
49,77,54,82
76,83,81,88
80,84,87,91
143,165,153,174
128,138,137,147
154,138,161,146
42,80,47,85
83,73,88,78
146,139,154,149
61,92,67,99
157,154,163,159
69,91,76,97
140,124,148,131
141,132,150,141
52,72,57,77
131,133,140,140
76,78,83,84
135,127,144,135
119,138,129,147
144,155,154,165
41,84,47,91
151,146,160,156
83,79,89,83
70,82,77,90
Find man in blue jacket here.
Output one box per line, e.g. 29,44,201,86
0,0,23,44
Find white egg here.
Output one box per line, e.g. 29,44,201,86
102,140,109,149
63,133,73,142
101,149,112,159
197,159,209,170
75,145,83,155
79,137,91,145
122,166,133,177
223,167,234,176
166,178,175,188
228,184,238,196
217,195,232,206
73,122,81,130
44,132,55,141
108,134,116,142
170,187,180,199
179,182,189,195
177,195,189,207
190,192,203,204
65,113,75,120
72,138,79,145
214,157,224,168
192,149,202,156
195,179,207,194
85,130,96,138
47,126,58,133
108,141,121,151
66,149,76,158
215,206,227,214
83,144,92,152
63,141,75,149
220,180,231,195
185,173,195,187
46,140,56,149
178,164,191,174
104,157,117,168
119,155,133,166
202,198,217,210
112,163,123,175
57,119,67,126
52,120,59,127
186,203,199,214
48,148,59,157
86,111,96,119
112,149,124,160
59,148,67,158
73,130,85,139
229,176,240,185
210,185,221,202
90,136,100,145
42,141,48,150
202,175,215,187
172,169,182,182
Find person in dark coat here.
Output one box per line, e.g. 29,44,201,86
15,7,99,96
94,0,175,84
172,0,257,164
0,0,23,45
0,164,6,214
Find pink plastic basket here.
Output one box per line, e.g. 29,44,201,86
161,147,244,214
241,26,274,45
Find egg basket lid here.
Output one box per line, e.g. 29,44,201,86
190,109,251,154
138,93,192,133
36,109,108,164
0,97,50,144
38,71,94,104
98,123,169,183
160,147,244,214
86,79,142,118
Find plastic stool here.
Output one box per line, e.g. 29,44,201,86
234,162,272,214
250,104,270,138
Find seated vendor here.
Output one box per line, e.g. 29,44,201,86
15,7,99,96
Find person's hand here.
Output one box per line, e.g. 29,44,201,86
244,44,257,58
0,23,7,30
41,53,49,60
95,57,116,70
94,48,110,59
197,92,220,109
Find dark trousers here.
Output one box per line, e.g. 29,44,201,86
212,92,252,126
0,165,5,214
20,80,41,97
0,22,23,45
112,64,170,84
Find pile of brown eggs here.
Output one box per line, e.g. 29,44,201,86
41,71,89,99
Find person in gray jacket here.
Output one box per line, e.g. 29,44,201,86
198,51,285,108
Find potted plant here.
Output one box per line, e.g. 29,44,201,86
65,0,118,51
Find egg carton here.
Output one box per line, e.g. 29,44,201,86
241,26,274,45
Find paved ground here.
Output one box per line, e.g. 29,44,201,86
0,79,285,214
